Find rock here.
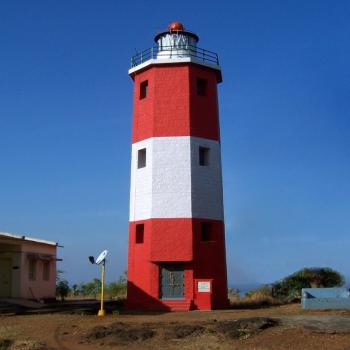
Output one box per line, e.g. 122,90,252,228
215,317,279,339
164,325,204,339
82,322,155,344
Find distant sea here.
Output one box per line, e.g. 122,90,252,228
229,283,261,297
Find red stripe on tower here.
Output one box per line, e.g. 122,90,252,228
127,22,229,311
131,65,221,143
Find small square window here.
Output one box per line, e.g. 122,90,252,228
136,224,144,244
43,261,50,281
196,78,207,96
199,146,209,166
138,148,146,168
140,80,148,99
201,223,213,242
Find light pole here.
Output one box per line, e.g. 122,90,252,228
89,250,108,317
98,259,106,316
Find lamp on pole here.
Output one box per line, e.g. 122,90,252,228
89,250,108,317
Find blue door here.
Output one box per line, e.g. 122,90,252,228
160,264,184,299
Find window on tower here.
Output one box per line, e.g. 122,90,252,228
199,146,209,166
201,223,213,242
135,224,144,244
137,148,146,168
140,80,148,99
196,78,207,96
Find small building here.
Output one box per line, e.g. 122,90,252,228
0,232,59,300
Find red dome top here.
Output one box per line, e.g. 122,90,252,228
168,21,184,31
154,22,198,43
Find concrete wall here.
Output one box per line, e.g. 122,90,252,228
302,288,350,310
20,242,57,299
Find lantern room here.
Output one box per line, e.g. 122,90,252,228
154,21,199,59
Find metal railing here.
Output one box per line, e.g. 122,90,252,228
131,45,219,67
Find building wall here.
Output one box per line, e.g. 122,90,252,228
0,243,22,298
127,218,228,309
20,242,57,299
0,238,57,299
192,220,228,308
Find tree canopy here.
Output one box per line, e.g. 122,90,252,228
272,267,345,300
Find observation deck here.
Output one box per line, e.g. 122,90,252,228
130,45,219,68
129,21,221,78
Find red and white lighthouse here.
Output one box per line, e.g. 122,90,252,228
127,22,228,311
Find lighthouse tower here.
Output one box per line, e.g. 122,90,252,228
127,22,228,311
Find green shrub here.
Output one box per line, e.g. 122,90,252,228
69,274,127,299
245,284,273,298
272,267,345,300
105,275,127,299
228,288,240,300
56,280,70,301
56,270,70,301
79,278,101,298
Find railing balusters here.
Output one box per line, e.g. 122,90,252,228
131,45,219,67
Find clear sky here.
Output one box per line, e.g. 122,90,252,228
1,0,349,289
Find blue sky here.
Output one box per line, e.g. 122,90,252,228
1,0,349,288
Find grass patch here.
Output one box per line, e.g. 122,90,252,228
230,294,284,309
0,339,50,350
0,339,13,350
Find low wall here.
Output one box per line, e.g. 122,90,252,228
302,288,350,310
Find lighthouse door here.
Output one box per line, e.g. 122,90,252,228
160,264,184,299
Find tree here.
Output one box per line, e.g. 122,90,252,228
83,278,101,298
56,280,70,301
71,284,79,296
272,267,345,300
106,275,127,299
56,270,70,301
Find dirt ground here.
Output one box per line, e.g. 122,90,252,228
1,304,350,350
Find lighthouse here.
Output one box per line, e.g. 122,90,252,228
127,22,228,311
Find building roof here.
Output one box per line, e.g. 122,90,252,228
0,232,57,246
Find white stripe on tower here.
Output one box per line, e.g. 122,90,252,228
129,136,224,221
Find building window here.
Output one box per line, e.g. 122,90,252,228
196,78,207,96
43,261,50,281
140,80,148,99
29,259,36,281
199,146,209,166
201,223,213,242
137,148,146,168
136,224,144,244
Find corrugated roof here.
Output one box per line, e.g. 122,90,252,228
0,232,57,246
